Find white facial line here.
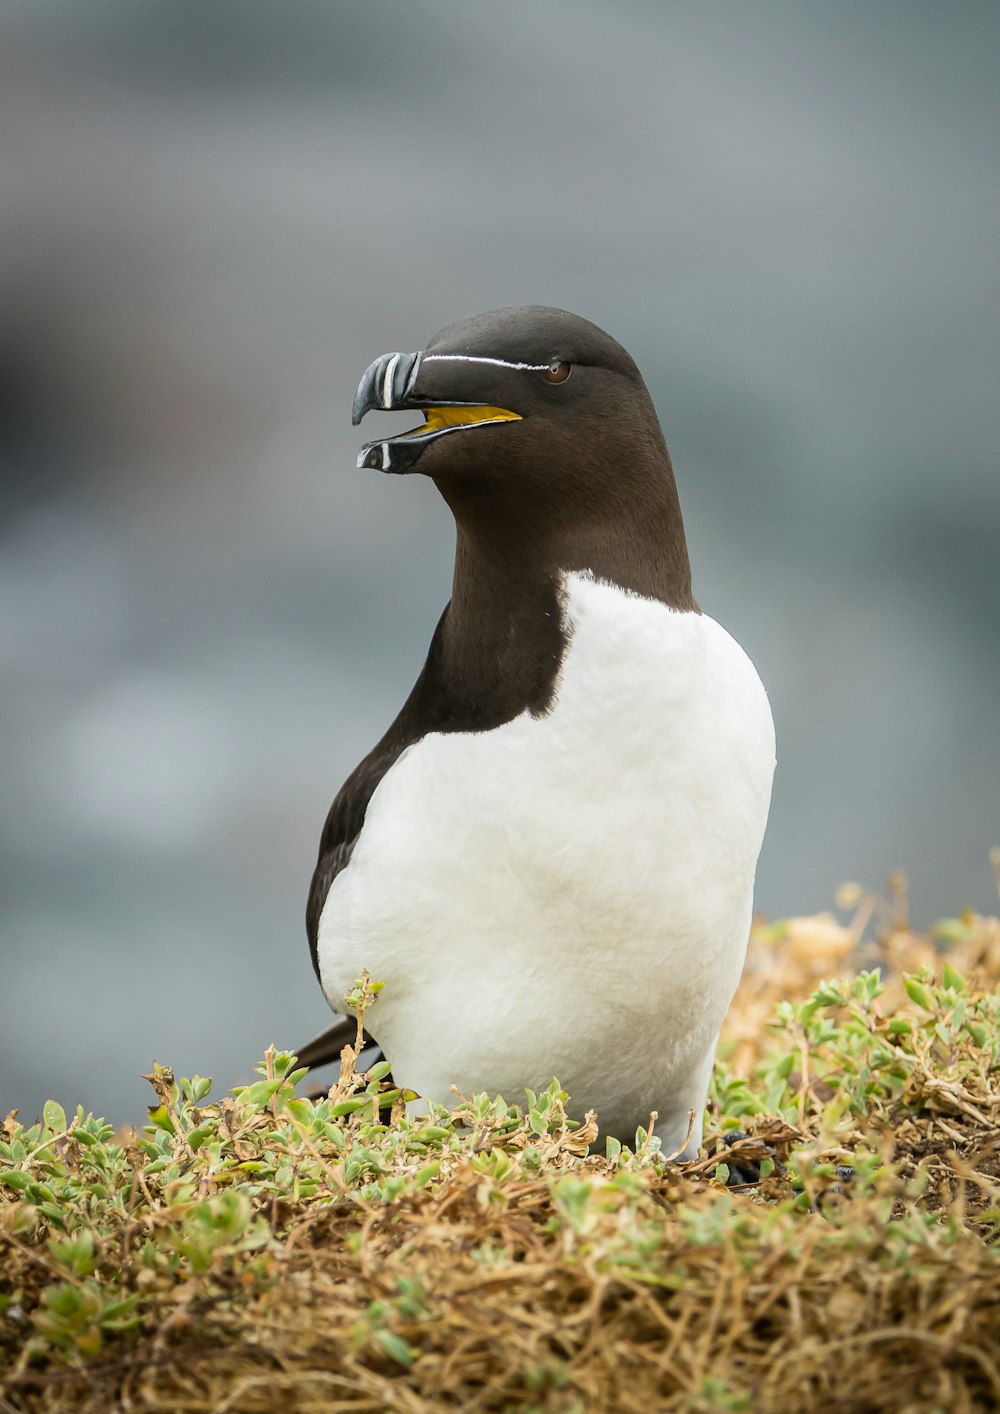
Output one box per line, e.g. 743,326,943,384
382,353,402,409
422,354,547,372
381,441,390,470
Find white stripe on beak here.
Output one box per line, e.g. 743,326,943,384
382,353,402,409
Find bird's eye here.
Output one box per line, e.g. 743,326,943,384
543,360,572,384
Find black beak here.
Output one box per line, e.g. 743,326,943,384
351,347,522,474
351,351,421,426
352,351,433,473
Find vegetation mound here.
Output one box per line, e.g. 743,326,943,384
2,880,1000,1412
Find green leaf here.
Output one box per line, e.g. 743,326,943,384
903,977,935,1012
43,1101,67,1134
933,918,972,943
284,1098,314,1125
146,1105,175,1134
0,1170,32,1192
240,1079,283,1108
49,1230,96,1277
941,963,966,993
418,1126,452,1141
374,1329,418,1365
330,1097,369,1117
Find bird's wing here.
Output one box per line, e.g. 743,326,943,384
294,1014,363,1071
305,726,423,982
301,583,552,1072
298,744,403,1067
300,611,457,1071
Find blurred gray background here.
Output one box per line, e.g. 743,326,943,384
2,1,998,1125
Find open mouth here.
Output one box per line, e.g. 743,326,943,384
357,404,521,471
352,350,523,472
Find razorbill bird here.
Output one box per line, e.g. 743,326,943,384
302,306,775,1157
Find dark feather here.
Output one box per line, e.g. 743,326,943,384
294,1015,380,1071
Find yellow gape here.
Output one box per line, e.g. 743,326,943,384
406,405,522,436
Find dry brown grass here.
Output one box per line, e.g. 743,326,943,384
2,878,1000,1412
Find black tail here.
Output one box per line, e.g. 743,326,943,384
294,1016,384,1072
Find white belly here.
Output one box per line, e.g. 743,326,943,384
317,571,775,1149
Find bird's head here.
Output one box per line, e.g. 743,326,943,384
354,306,669,494
351,306,692,605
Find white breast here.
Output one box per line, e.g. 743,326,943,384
317,571,775,1151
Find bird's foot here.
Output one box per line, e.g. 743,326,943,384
707,1129,780,1187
